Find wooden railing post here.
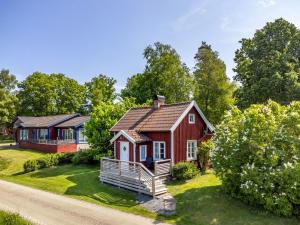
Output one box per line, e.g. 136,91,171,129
119,160,121,176
154,161,157,175
152,177,155,198
138,165,141,194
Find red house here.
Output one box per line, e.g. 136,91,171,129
13,114,90,153
110,95,214,165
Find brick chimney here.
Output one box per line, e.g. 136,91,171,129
153,95,165,109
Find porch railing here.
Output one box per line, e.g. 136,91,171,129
154,159,172,176
27,139,76,145
100,157,170,197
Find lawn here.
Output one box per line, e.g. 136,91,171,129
0,147,299,225
0,211,32,225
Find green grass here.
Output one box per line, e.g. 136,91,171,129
0,147,299,225
0,135,14,144
0,211,32,225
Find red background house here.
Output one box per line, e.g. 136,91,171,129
110,95,214,165
13,114,90,153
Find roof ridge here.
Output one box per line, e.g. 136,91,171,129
131,101,191,110
18,113,79,118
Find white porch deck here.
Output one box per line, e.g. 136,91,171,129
100,158,171,197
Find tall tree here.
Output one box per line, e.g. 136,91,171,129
17,72,85,116
85,74,116,108
193,42,235,125
0,69,18,128
122,42,192,104
234,18,300,108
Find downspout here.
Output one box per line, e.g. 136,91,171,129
171,130,174,165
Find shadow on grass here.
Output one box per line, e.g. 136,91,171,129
30,164,140,209
156,184,300,225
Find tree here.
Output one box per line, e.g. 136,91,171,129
17,72,85,116
121,42,193,104
212,101,300,216
234,18,300,108
193,42,235,125
84,97,138,154
0,69,18,128
85,74,116,108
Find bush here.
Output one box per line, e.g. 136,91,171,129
23,160,38,173
37,154,59,169
212,101,300,217
172,162,199,180
197,139,214,173
57,152,75,164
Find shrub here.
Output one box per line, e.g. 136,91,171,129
197,139,214,173
23,160,38,173
36,154,59,169
57,152,75,164
172,162,199,180
72,148,111,165
212,101,300,217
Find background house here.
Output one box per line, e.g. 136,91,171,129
110,95,214,165
13,114,89,153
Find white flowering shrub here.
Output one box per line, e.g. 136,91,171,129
212,101,300,216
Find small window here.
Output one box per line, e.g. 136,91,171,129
187,140,197,160
20,129,29,141
153,141,166,160
189,113,195,124
78,128,88,143
140,145,147,161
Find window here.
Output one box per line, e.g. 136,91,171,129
187,140,197,160
62,129,75,140
20,129,28,141
189,113,195,124
78,128,88,143
38,129,49,140
153,141,166,160
140,145,147,161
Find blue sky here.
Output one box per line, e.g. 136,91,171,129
0,0,300,92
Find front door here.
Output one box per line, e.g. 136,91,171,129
120,141,129,161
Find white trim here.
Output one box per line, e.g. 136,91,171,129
187,140,197,161
114,139,116,158
139,145,147,161
153,141,166,160
110,130,135,144
188,113,195,124
171,131,174,165
170,100,215,132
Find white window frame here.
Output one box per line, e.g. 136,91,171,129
139,145,147,161
187,140,197,161
153,141,166,160
189,113,195,124
20,129,29,141
78,128,88,143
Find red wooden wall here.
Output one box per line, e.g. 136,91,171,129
173,106,205,163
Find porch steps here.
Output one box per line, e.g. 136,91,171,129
100,158,170,197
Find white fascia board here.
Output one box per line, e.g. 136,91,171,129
110,130,136,144
170,101,215,133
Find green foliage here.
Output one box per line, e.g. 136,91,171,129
194,42,235,125
0,211,32,225
71,149,107,165
234,18,300,108
121,42,193,104
85,74,116,108
17,72,85,116
0,69,18,127
212,100,300,216
84,97,138,154
23,153,75,173
23,160,38,173
172,162,199,180
197,139,214,172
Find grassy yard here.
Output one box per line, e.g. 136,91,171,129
0,211,32,225
0,147,299,225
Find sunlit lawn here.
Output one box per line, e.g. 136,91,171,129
0,146,299,225
0,210,32,225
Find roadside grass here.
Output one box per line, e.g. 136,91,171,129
0,135,14,144
0,211,32,225
0,147,299,225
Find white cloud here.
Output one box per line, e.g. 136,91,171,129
172,6,207,31
257,0,276,7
